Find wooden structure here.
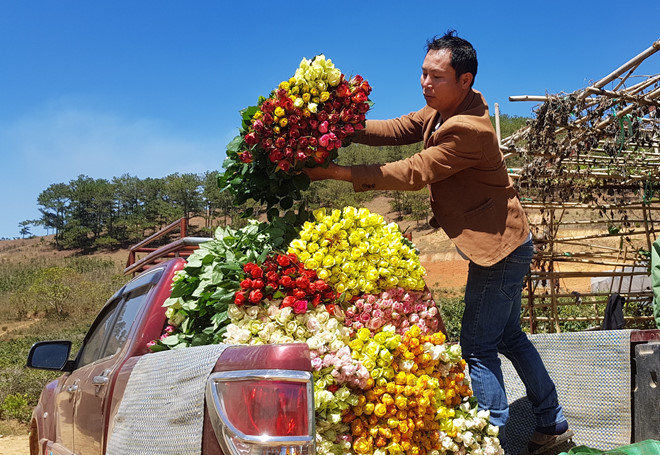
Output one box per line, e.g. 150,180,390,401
500,38,660,332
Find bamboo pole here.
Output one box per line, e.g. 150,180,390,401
587,38,660,91
495,102,502,146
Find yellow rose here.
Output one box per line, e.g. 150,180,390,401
328,68,341,86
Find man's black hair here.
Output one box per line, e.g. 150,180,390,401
426,30,478,87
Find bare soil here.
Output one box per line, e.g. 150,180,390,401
0,434,30,455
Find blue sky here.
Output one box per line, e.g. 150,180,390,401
1,2,659,239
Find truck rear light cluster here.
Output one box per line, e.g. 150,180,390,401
206,370,315,455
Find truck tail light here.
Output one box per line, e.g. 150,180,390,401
206,370,315,455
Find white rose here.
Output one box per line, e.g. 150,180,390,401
245,305,260,319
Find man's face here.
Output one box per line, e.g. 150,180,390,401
420,49,471,118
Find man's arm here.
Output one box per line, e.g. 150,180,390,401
302,163,353,182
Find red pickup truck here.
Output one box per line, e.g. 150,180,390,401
26,227,316,455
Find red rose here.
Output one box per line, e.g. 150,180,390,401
252,119,265,132
248,289,263,303
326,303,335,315
261,99,275,113
282,295,296,308
350,75,364,85
295,275,310,289
252,278,264,289
275,137,287,149
249,266,263,279
238,151,253,164
266,271,279,283
277,160,291,172
269,150,284,163
352,92,367,104
245,132,258,145
244,262,260,274
336,83,351,98
261,137,274,149
280,276,294,288
240,278,253,290
293,289,306,299
234,292,246,306
277,255,291,267
360,80,372,93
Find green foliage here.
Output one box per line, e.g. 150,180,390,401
390,189,431,225
36,171,225,251
0,393,31,423
0,323,92,429
220,131,315,217
1,257,126,321
431,289,465,343
491,114,528,140
154,217,302,350
0,255,125,430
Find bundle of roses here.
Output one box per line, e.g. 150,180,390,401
235,252,338,315
219,55,372,214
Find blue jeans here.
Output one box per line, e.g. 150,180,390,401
460,238,566,444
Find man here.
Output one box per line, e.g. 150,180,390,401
304,30,572,454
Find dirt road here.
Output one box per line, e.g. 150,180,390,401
0,435,29,455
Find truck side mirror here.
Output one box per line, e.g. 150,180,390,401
27,341,73,372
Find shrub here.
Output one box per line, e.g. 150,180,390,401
0,393,32,423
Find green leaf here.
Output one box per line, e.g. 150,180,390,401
283,210,297,225
226,135,244,152
211,310,228,327
267,207,280,221
161,334,182,347
292,172,310,190
281,196,294,210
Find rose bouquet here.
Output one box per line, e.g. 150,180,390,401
219,55,372,216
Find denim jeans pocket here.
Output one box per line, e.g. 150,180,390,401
499,241,533,299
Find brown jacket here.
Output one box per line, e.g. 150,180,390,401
351,89,529,267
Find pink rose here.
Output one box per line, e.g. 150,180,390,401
293,299,308,314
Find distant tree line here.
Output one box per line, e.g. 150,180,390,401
25,114,527,250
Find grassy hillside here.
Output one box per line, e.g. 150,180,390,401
0,237,129,435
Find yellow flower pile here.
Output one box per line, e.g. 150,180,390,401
288,207,426,298
342,325,473,455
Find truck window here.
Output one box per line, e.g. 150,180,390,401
78,299,121,367
77,268,163,367
101,287,150,358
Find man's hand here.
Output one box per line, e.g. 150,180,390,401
302,163,353,182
